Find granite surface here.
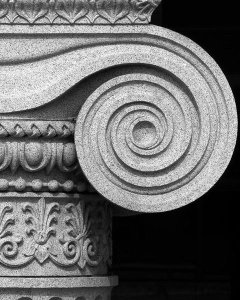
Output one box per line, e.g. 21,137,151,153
0,25,237,213
73,26,238,212
0,1,237,297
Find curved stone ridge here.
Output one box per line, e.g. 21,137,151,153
75,37,237,212
0,0,162,24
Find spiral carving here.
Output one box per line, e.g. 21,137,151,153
75,71,237,212
0,238,21,258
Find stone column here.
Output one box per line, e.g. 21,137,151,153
0,0,237,299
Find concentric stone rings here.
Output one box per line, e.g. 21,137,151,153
75,32,237,213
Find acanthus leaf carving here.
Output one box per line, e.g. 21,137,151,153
0,205,14,238
129,0,158,23
55,0,89,23
0,204,23,265
6,0,18,22
84,0,98,23
15,0,49,23
46,0,58,23
96,0,129,23
0,0,162,23
22,197,60,264
58,201,93,268
58,201,111,268
0,199,111,273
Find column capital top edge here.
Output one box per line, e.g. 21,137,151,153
0,0,162,25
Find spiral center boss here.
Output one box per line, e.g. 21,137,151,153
75,65,236,212
131,120,158,149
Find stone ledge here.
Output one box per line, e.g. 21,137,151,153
0,276,118,288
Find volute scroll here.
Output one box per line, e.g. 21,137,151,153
0,0,237,297
74,31,237,212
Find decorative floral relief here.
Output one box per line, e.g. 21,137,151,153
96,0,129,24
55,0,89,23
128,0,158,22
0,0,162,23
22,198,60,263
0,198,111,272
15,0,49,23
0,204,23,266
58,201,101,267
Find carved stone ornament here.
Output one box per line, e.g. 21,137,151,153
0,195,111,276
0,0,162,24
74,27,238,212
0,0,238,298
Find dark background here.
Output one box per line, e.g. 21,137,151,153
112,1,239,299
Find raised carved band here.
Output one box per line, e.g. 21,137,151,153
0,142,77,174
0,0,162,24
0,119,92,193
0,196,111,276
0,120,75,139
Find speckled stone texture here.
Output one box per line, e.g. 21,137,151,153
0,194,111,276
0,0,162,24
73,26,238,212
0,0,237,298
0,276,118,299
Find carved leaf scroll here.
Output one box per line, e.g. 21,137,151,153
15,0,49,23
0,205,23,265
129,0,158,22
59,201,101,268
22,198,60,264
55,0,88,23
0,0,162,23
0,199,111,273
97,0,129,23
